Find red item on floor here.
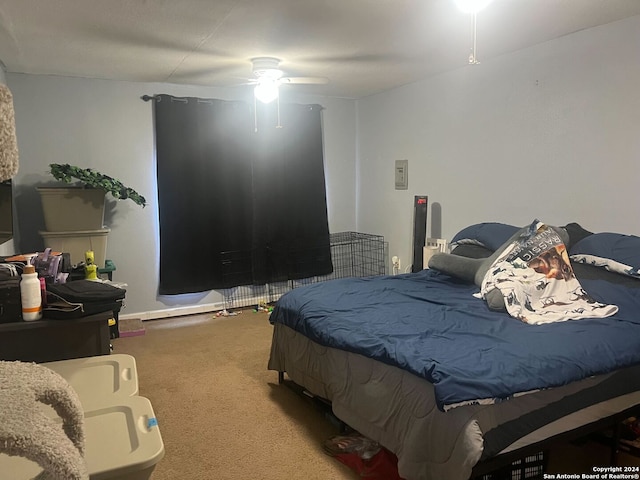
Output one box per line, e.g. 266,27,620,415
335,447,404,479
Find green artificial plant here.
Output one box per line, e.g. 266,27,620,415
49,163,147,207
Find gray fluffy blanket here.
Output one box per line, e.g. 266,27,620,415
0,361,89,480
0,84,19,182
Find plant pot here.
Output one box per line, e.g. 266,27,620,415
37,187,106,231
39,228,110,267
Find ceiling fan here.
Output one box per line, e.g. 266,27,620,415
249,57,328,103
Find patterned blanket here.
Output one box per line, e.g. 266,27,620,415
480,220,618,324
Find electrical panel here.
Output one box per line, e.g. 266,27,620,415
395,159,408,190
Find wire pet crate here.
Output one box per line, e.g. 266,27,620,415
318,232,386,281
220,232,386,310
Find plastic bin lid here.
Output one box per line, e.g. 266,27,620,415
82,396,165,479
0,396,165,480
43,354,139,408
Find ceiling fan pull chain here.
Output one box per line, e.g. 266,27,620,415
469,12,480,65
276,96,282,129
254,95,258,133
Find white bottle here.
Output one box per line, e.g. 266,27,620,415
21,265,43,321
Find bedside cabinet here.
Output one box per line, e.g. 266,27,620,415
0,310,112,363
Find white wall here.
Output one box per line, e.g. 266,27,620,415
356,15,640,270
8,14,640,316
7,74,357,317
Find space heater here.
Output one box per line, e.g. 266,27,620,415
411,196,428,273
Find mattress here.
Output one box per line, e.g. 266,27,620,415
268,322,640,480
269,268,640,411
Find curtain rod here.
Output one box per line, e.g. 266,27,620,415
142,94,325,110
141,95,211,104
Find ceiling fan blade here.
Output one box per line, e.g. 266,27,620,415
297,52,399,64
280,76,329,85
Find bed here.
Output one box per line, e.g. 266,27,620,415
267,220,640,480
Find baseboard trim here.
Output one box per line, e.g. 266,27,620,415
119,291,286,322
119,302,226,321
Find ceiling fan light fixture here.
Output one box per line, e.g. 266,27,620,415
254,77,279,104
256,68,283,81
453,0,494,14
249,56,327,103
251,57,284,79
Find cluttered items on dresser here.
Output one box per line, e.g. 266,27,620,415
0,262,21,323
1,252,125,324
44,280,125,320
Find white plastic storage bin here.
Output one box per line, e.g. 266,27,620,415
43,354,139,408
37,187,106,231
0,396,165,480
39,228,110,267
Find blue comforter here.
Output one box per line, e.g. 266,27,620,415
270,269,640,410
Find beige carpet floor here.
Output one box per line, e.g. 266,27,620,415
112,312,359,480
112,312,640,479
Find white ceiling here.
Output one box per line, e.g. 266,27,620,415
1,0,640,99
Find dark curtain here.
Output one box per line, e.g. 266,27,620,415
154,95,332,295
